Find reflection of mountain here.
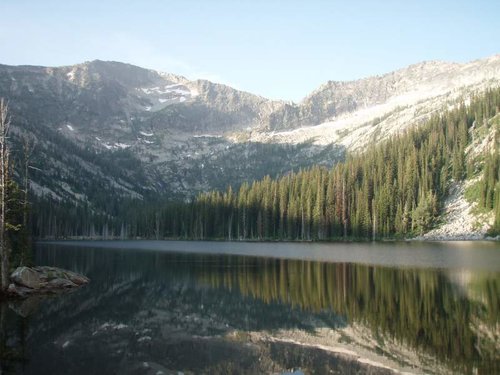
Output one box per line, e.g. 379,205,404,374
1,245,498,374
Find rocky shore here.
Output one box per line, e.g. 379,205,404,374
6,266,89,298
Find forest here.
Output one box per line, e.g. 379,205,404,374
30,88,500,240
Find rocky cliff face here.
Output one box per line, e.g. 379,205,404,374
0,60,281,137
254,55,500,150
266,57,500,129
0,56,499,206
0,59,344,205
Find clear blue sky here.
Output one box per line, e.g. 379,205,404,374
1,0,498,101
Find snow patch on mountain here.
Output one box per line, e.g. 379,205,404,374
134,80,200,112
139,85,190,96
100,141,132,150
193,134,222,138
190,88,199,98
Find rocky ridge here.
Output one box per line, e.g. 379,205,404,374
251,55,500,150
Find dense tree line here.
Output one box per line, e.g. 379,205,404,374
31,88,500,240
479,144,500,234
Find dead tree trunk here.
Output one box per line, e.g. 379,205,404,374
22,136,35,229
0,98,11,292
20,135,35,265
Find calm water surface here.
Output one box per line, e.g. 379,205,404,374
0,241,499,374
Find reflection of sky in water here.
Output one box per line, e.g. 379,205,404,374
44,240,500,271
0,242,498,375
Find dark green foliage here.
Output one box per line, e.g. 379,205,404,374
471,105,500,235
411,192,438,235
492,184,500,235
5,181,31,267
482,148,500,235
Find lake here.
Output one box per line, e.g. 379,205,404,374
0,240,499,374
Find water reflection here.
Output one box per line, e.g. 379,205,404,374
0,243,498,374
197,255,499,374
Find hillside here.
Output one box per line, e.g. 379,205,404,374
31,89,500,239
252,55,500,150
0,56,499,239
0,60,341,202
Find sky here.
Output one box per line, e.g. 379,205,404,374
0,0,499,101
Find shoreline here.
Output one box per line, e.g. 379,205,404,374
35,239,500,272
35,234,500,243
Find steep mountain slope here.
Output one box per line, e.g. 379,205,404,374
0,60,339,203
0,56,499,217
0,60,281,139
252,55,500,150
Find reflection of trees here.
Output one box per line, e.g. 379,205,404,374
33,245,499,374
0,303,28,374
476,275,500,326
197,256,499,374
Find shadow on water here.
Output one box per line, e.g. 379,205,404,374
0,242,499,374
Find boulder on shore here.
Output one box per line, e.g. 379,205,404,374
7,266,89,298
11,266,41,289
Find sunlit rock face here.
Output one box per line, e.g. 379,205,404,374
253,56,500,150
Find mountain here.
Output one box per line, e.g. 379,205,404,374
0,60,339,202
123,89,499,241
254,55,500,150
0,56,499,231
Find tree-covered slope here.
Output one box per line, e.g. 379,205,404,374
29,88,500,239
0,59,497,239
136,89,499,241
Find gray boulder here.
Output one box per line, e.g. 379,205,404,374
11,266,42,289
7,266,89,299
